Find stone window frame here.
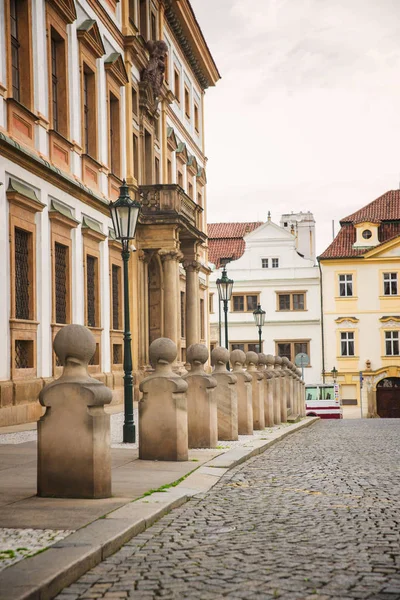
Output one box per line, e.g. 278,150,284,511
340,331,355,357
231,293,260,313
276,291,307,312
230,341,261,353
275,339,311,364
82,219,106,374
7,181,45,380
49,201,79,376
108,236,124,369
383,329,400,357
184,84,191,119
209,292,214,314
338,273,353,297
383,271,399,297
335,269,357,299
174,66,181,103
194,100,199,132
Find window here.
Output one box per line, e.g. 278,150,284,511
276,340,310,363
339,274,353,297
15,228,32,320
49,28,67,136
209,292,214,314
277,292,306,311
9,0,32,108
194,102,199,131
340,331,355,356
362,229,372,239
174,68,180,102
262,258,268,269
272,258,279,268
167,159,172,183
188,182,193,199
385,331,399,356
83,66,96,156
128,0,136,25
200,298,205,339
230,342,260,353
133,133,139,180
151,11,157,41
139,0,148,39
177,171,183,187
86,255,98,327
180,291,185,338
54,242,68,324
155,157,160,184
132,86,138,116
232,294,259,312
184,86,190,117
111,264,121,330
109,92,120,176
384,273,398,296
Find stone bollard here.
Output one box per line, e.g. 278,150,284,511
139,338,188,461
246,351,265,430
274,356,287,422
38,325,112,499
231,349,253,435
281,357,292,417
211,347,238,441
183,344,218,448
287,360,296,416
266,354,281,425
258,354,274,427
296,368,306,416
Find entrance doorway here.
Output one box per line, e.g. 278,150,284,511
148,255,162,345
377,378,400,418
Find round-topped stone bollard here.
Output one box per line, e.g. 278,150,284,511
230,350,253,435
273,356,287,422
246,352,265,430
211,346,238,441
38,324,112,499
266,354,281,425
139,338,188,461
258,353,274,427
183,344,217,448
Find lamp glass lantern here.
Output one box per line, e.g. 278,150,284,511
216,267,234,302
109,180,141,244
331,366,338,381
253,303,266,328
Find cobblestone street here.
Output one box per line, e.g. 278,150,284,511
58,420,400,600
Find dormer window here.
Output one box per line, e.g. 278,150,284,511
353,222,379,248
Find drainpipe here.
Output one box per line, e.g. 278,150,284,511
318,258,326,383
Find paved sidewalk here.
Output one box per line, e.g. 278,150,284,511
0,411,318,600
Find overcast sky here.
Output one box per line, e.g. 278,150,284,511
190,0,400,254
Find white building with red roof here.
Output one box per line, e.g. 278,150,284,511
318,190,400,417
208,212,322,384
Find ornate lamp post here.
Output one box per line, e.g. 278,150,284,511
216,266,234,350
253,303,266,353
331,366,338,383
109,180,141,443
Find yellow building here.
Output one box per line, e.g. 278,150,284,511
0,0,219,426
318,191,400,417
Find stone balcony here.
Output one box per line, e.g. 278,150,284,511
139,184,205,240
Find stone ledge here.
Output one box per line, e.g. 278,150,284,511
0,417,319,600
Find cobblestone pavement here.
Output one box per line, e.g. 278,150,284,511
57,420,400,600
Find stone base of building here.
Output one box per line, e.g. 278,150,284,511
0,371,124,428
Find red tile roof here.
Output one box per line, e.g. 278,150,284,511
319,190,400,260
208,222,263,267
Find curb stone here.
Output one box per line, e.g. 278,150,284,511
0,417,319,600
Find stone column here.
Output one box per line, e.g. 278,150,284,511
231,349,253,435
212,346,238,441
183,344,218,448
159,250,182,345
139,338,188,461
266,354,280,425
183,260,201,348
258,354,274,427
246,351,265,430
38,325,112,499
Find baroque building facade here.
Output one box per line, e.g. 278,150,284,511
208,212,322,384
319,191,400,417
0,0,219,426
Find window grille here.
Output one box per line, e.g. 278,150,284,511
51,36,59,131
10,0,20,101
15,340,32,369
83,71,89,154
86,255,96,327
55,242,67,324
180,291,185,337
15,228,30,320
112,265,120,330
113,344,122,364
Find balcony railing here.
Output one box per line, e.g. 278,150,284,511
139,184,203,233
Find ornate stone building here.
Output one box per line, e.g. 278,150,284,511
0,0,220,426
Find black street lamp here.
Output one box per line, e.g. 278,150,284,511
216,266,234,350
331,366,338,383
253,303,266,353
109,180,141,443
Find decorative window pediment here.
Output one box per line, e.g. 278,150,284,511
7,178,45,213
187,154,198,174
176,141,188,162
335,316,359,327
77,19,105,58
47,0,77,24
82,216,107,241
105,53,129,87
196,166,207,184
49,199,79,228
167,126,178,150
